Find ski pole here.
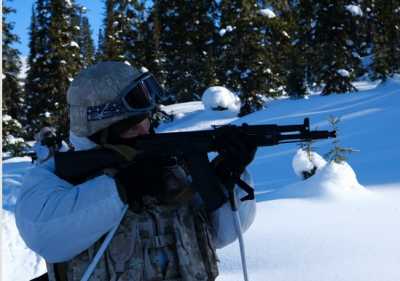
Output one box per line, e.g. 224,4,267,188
229,189,250,281
80,205,129,281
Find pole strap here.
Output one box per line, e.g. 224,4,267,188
80,205,129,281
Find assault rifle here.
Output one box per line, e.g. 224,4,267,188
54,118,336,212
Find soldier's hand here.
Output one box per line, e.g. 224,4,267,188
213,128,257,184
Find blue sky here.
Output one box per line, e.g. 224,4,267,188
7,0,104,57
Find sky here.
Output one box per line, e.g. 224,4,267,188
7,0,104,57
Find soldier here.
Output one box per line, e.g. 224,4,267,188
16,61,257,281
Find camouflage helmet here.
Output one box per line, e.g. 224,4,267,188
67,61,156,137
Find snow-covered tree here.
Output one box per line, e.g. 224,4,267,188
99,0,122,61
282,1,309,98
95,28,105,61
76,6,95,68
2,1,24,119
2,1,27,156
370,0,400,79
311,0,361,95
24,0,82,138
47,0,82,135
121,0,147,68
24,0,52,138
217,1,285,115
2,115,28,157
156,0,219,102
141,3,165,87
99,0,147,65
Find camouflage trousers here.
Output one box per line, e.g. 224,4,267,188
47,199,219,281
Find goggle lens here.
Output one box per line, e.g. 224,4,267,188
124,82,152,109
123,75,163,110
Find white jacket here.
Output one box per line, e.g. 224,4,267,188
15,132,256,263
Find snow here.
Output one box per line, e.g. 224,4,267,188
337,68,350,77
3,77,400,281
292,149,327,178
2,158,47,280
65,0,72,8
5,135,25,144
70,41,80,48
240,69,252,79
201,86,241,113
345,5,363,16
3,114,12,122
219,26,235,36
219,29,227,36
270,161,369,201
259,8,276,19
282,31,290,38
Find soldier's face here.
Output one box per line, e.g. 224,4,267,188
119,118,150,139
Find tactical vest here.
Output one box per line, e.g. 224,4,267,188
46,197,219,281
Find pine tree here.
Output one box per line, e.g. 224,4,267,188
283,1,308,98
121,0,147,68
2,1,24,119
25,0,54,138
24,0,82,138
2,1,28,156
98,0,149,67
76,6,95,68
371,0,400,79
156,0,219,102
311,0,361,95
80,16,95,67
141,3,166,87
325,116,357,163
186,0,219,98
2,115,28,157
100,0,126,61
46,0,82,135
217,0,285,115
95,28,105,61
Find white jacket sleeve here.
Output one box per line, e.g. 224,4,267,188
15,165,125,263
209,169,256,249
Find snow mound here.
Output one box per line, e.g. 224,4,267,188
268,161,370,201
315,161,368,197
292,149,327,178
202,86,241,113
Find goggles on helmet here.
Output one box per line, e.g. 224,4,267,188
87,73,164,121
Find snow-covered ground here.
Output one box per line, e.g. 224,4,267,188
2,77,400,280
